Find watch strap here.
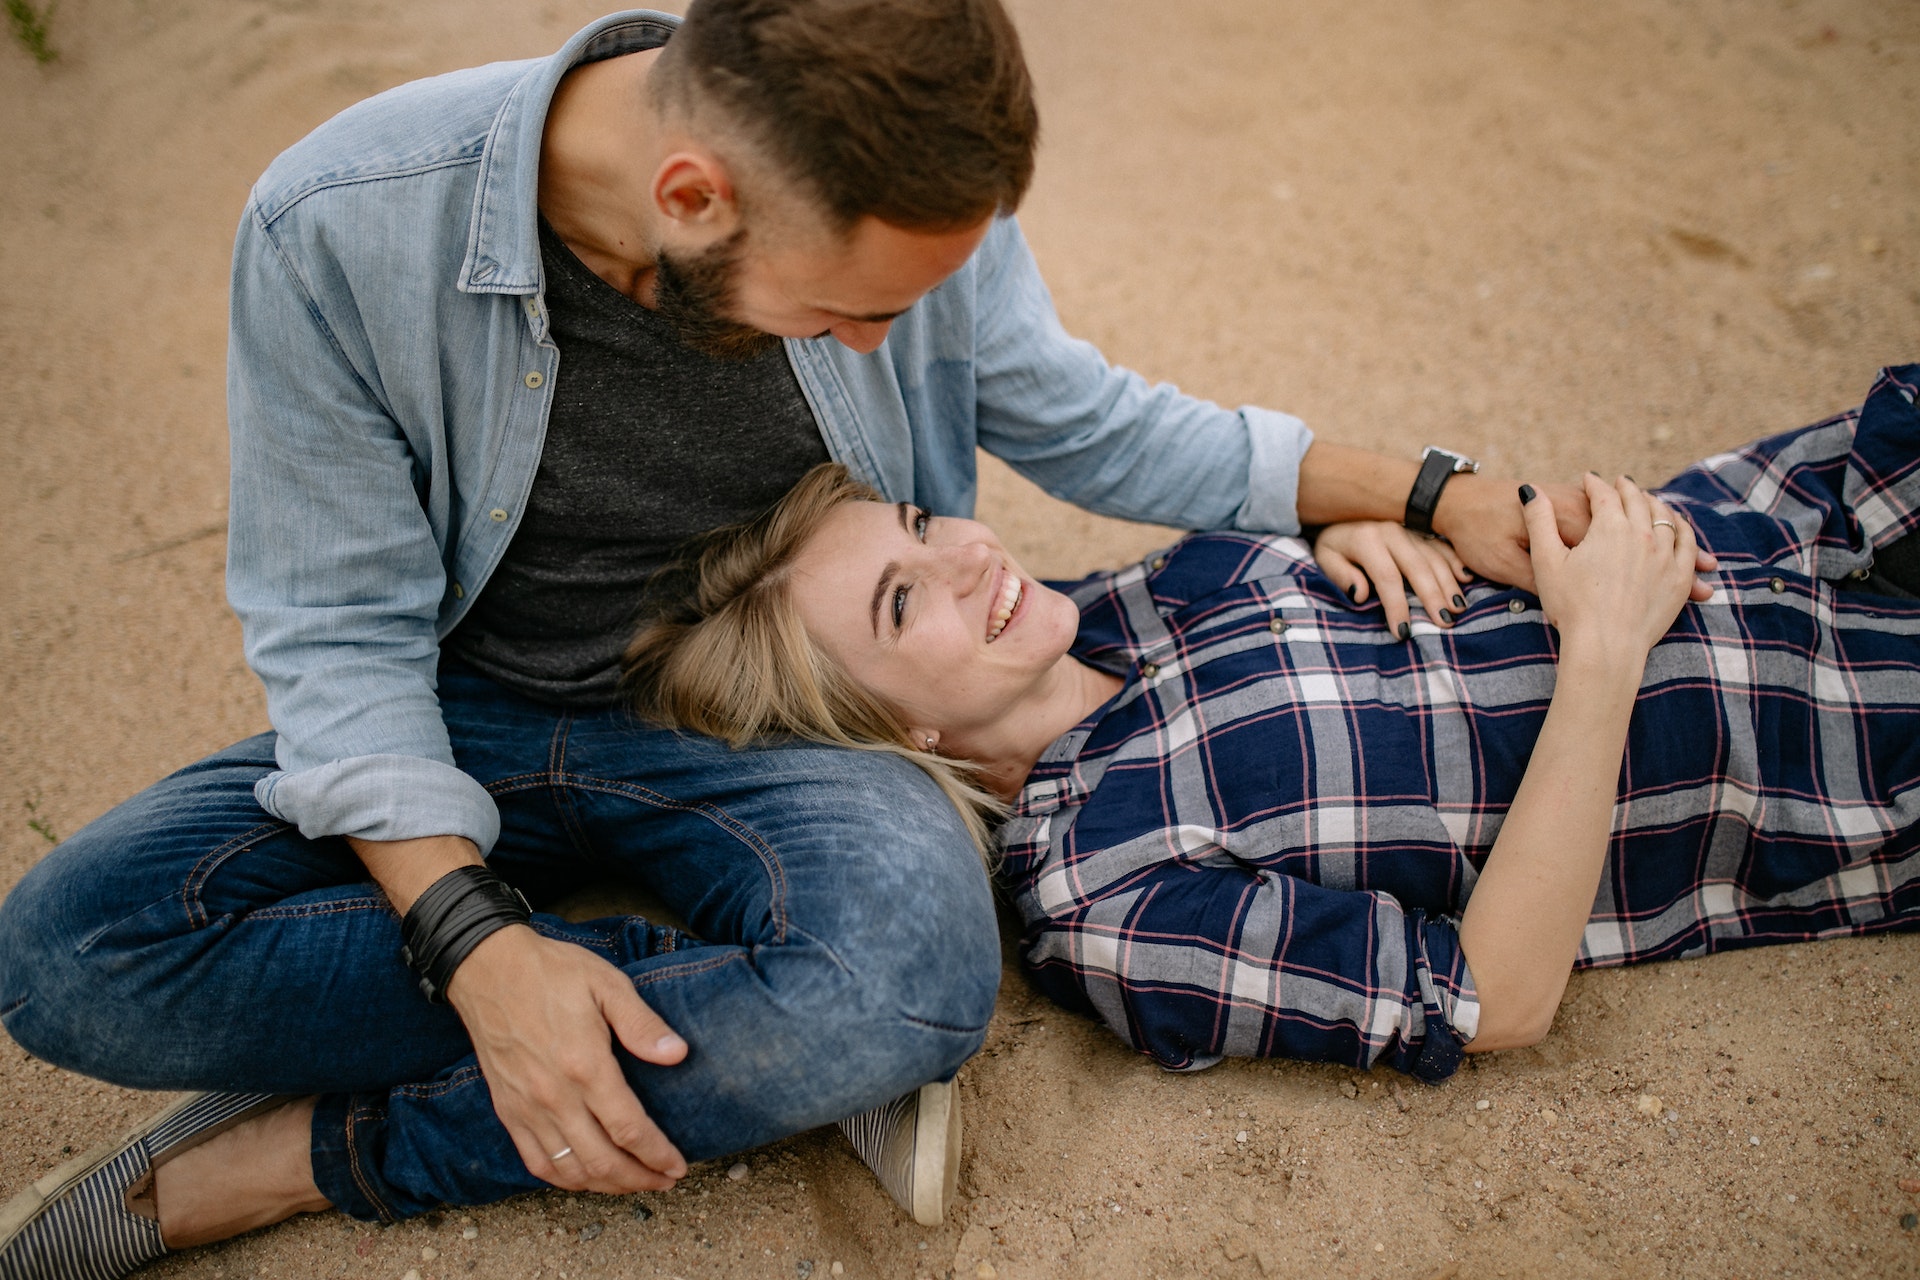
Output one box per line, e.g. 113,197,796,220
1404,448,1472,536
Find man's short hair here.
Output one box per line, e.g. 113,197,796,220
653,0,1039,233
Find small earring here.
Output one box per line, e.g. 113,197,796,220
924,735,936,751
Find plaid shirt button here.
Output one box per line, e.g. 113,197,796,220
1507,598,1526,614
1770,577,1787,593
1269,617,1288,634
1140,661,1160,678
1150,556,1167,571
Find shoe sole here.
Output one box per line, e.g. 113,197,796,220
910,1080,961,1227
0,1092,285,1263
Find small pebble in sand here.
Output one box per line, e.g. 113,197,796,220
401,1271,421,1280
796,1262,814,1279
1236,1131,1248,1144
831,1264,846,1276
976,1264,999,1279
1474,1100,1490,1112
1902,1213,1919,1232
1749,1136,1761,1146
630,1203,654,1222
1899,1178,1920,1194
1339,1081,1358,1099
1633,1094,1664,1118
728,1162,750,1181
420,1246,438,1261
580,1222,603,1242
461,1227,479,1240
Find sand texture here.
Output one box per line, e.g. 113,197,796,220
3,0,1918,1276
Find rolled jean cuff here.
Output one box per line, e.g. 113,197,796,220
311,1093,395,1223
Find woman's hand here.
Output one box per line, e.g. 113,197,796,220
1314,521,1473,637
1520,474,1701,662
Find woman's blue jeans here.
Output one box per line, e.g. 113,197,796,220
0,663,1000,1221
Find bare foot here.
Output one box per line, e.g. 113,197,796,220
152,1097,332,1249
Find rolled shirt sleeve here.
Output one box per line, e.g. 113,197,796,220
1018,861,1481,1082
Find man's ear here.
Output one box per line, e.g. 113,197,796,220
651,148,742,235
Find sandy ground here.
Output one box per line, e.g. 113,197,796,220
3,0,1918,1277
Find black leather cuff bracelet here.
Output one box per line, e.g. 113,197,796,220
398,865,533,1004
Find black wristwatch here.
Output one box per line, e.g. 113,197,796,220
1404,446,1480,536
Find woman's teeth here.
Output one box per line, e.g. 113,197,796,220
986,574,1023,642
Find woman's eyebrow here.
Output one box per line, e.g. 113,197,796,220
866,504,919,637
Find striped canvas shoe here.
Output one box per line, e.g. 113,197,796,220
836,1079,961,1226
0,1091,284,1280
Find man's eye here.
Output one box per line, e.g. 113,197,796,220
913,509,930,540
892,584,910,629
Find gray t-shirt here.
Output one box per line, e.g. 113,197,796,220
444,219,829,706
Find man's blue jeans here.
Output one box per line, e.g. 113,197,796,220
0,663,999,1220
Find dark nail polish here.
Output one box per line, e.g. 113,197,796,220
1439,608,1454,624
1396,621,1411,641
1518,484,1537,504
1346,583,1359,602
1452,594,1467,609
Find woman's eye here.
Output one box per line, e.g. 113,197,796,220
892,584,910,629
913,509,930,541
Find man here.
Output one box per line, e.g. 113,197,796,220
0,2,1589,1273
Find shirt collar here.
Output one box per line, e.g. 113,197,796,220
460,9,682,295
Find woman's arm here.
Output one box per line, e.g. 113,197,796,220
1456,476,1702,1051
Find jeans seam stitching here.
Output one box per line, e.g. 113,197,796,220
626,952,744,990
248,896,390,922
182,820,294,928
557,777,792,946
389,1063,483,1102
550,717,597,858
345,1099,399,1223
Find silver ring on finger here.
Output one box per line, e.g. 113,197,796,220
1651,520,1677,533
550,1146,574,1162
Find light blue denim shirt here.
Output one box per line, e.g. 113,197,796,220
228,10,1313,853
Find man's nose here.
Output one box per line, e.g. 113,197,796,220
829,319,894,353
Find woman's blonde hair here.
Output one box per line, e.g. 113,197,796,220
623,463,1004,855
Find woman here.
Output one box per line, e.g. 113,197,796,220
626,367,1920,1082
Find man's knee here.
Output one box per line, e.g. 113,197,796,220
773,753,1001,1036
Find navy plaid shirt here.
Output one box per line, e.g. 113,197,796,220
1001,366,1920,1082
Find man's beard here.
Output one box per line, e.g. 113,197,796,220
652,230,783,362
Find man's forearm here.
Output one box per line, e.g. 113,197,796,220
1295,439,1498,531
347,833,486,914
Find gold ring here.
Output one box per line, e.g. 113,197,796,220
1651,520,1677,533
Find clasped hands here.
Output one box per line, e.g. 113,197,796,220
1314,472,1717,638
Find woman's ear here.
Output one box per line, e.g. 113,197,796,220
911,727,941,754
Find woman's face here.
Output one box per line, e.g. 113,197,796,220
788,500,1081,742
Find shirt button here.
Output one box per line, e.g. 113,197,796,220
1769,577,1786,594
1849,567,1871,581
1140,661,1160,679
489,508,509,522
452,581,465,599
1150,556,1167,571
523,371,545,389
1507,598,1526,614
1268,617,1288,634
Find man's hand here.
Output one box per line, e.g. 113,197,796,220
447,926,689,1193
347,834,689,1194
1435,472,1716,600
1431,473,1592,594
